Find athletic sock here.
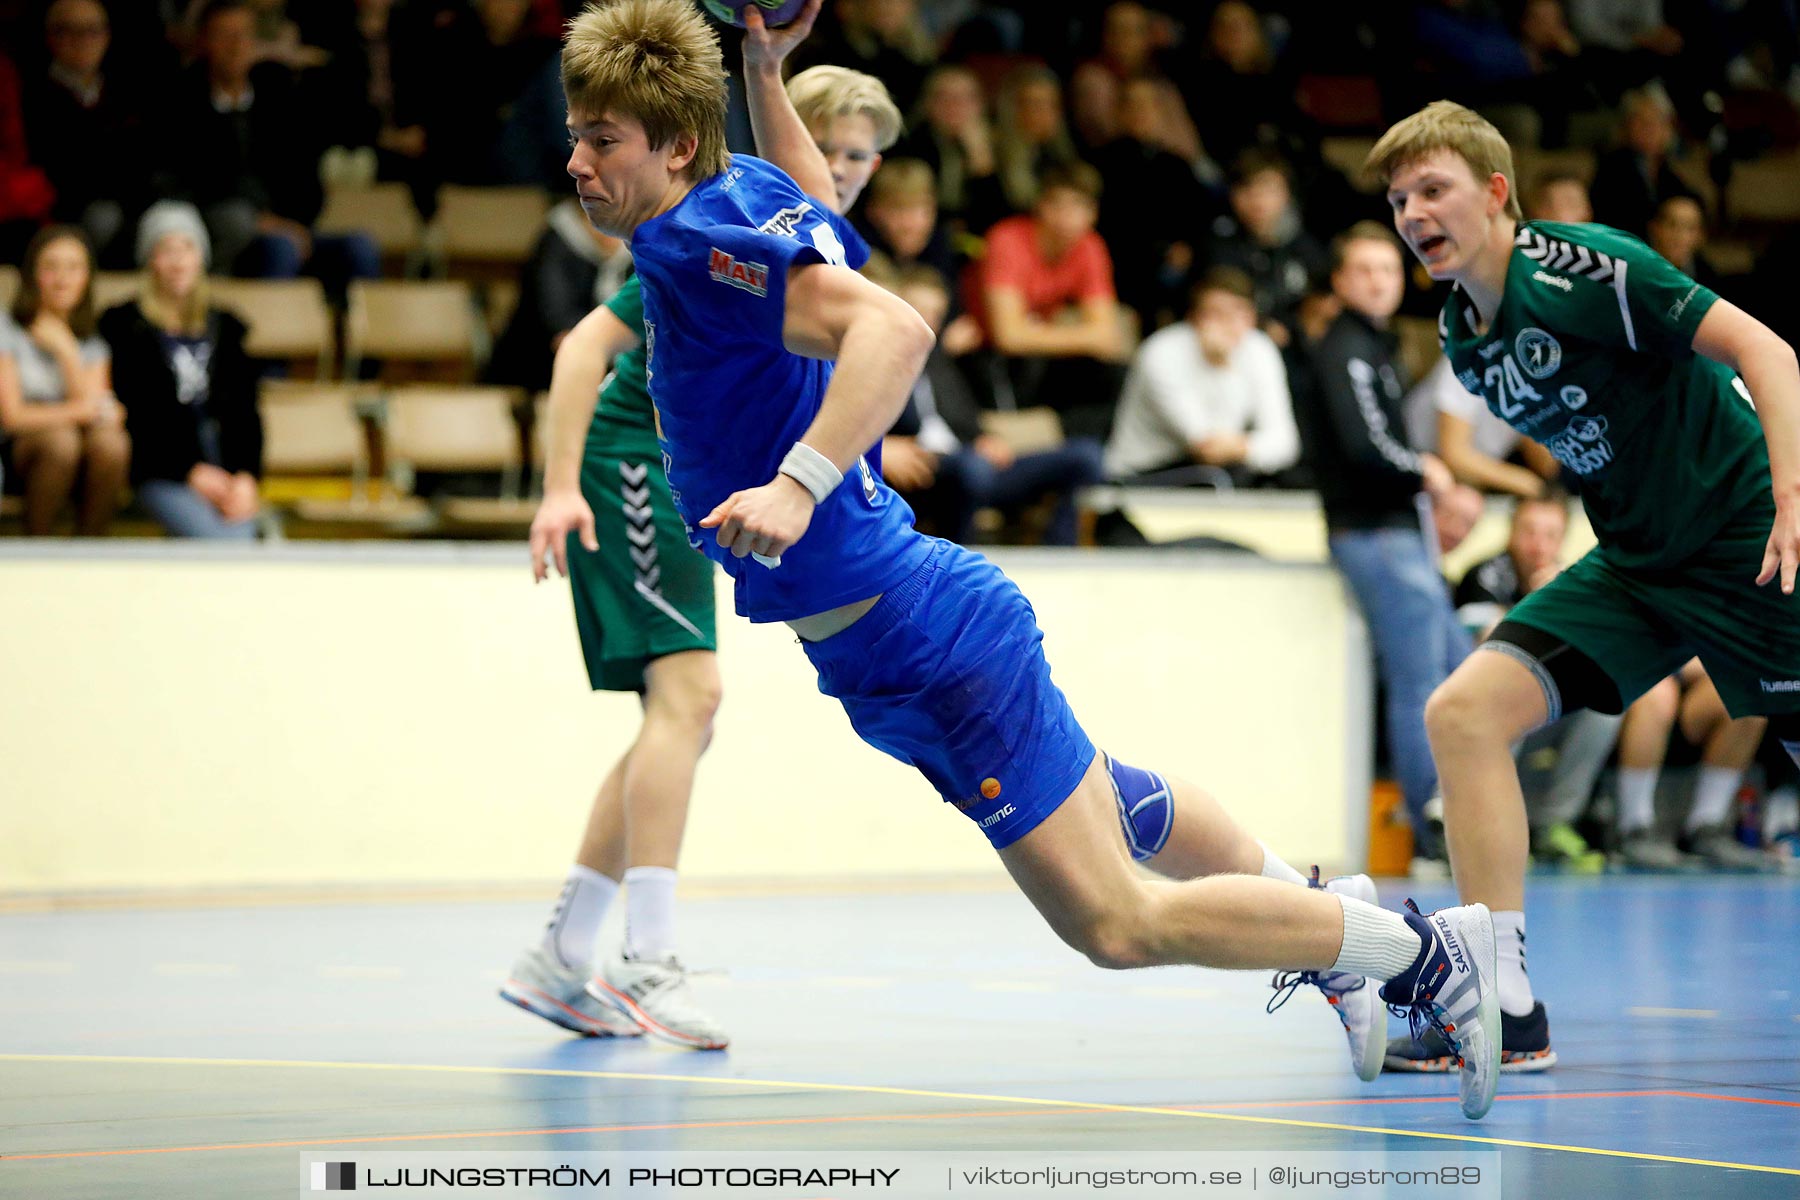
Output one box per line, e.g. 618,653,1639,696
1492,909,1534,1017
1685,766,1742,834
1617,767,1658,834
1331,894,1425,980
542,865,617,972
1258,841,1308,886
624,865,679,960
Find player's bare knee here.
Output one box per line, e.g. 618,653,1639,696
1424,677,1489,751
1072,914,1157,971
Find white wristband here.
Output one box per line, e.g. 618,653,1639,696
778,442,843,505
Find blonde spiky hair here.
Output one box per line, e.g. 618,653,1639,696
562,0,730,180
1365,100,1521,221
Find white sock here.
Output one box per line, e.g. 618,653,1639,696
1492,909,1533,1017
1259,841,1308,886
541,865,617,971
1331,895,1424,980
1685,766,1742,834
624,865,679,960
1617,767,1658,833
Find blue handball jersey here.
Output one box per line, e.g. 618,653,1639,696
629,154,932,622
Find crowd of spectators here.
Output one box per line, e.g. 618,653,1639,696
4,0,1800,863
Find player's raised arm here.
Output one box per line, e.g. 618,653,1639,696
530,302,642,582
700,263,931,560
740,0,837,210
1691,300,1800,592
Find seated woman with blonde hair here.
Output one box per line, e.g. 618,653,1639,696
99,201,262,539
0,225,127,535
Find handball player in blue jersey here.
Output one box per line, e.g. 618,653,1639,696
550,0,1505,1119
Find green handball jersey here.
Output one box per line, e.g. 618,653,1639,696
1439,220,1769,570
588,275,659,461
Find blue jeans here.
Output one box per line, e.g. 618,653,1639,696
1330,524,1471,836
930,437,1105,546
137,479,257,540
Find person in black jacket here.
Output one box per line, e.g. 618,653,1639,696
1293,220,1471,869
100,201,262,539
879,266,1103,546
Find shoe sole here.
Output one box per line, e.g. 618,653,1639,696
1386,1048,1558,1074
587,979,729,1051
1456,903,1501,1121
499,979,640,1039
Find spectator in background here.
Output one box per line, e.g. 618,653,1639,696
1205,150,1329,348
418,0,558,187
0,226,126,536
99,202,262,539
993,65,1084,215
22,0,153,266
488,199,634,394
1068,2,1202,163
1589,86,1697,237
792,0,933,116
1174,1,1310,174
1613,659,1772,870
1104,268,1299,486
0,51,56,265
1645,193,1723,290
970,161,1125,441
1093,75,1217,333
1292,222,1470,870
896,65,1009,238
1453,492,1613,872
858,159,961,298
1567,0,1691,100
1525,169,1594,223
163,0,381,290
302,0,435,214
880,265,1103,546
1515,0,1605,146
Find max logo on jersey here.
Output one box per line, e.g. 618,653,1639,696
1515,328,1561,379
708,248,768,297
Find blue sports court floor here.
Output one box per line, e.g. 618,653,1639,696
1,875,1795,1197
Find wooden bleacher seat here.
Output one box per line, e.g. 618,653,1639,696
0,264,18,310
317,182,424,268
385,384,532,534
210,278,335,377
344,280,480,381
432,185,551,273
89,271,141,313
1727,152,1800,226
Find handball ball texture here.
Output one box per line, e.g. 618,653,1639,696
698,0,808,28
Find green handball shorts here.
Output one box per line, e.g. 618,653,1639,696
570,444,717,692
1505,493,1800,718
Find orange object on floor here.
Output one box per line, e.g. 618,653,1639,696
1366,779,1414,876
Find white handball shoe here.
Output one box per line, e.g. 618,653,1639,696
1268,867,1387,1083
500,944,644,1038
589,952,729,1050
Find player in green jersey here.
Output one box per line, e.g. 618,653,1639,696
501,0,901,1050
1366,101,1800,1080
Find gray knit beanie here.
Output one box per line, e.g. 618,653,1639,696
135,201,212,268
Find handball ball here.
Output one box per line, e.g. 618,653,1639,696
698,0,809,28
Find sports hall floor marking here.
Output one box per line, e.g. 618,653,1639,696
1,1054,1795,1176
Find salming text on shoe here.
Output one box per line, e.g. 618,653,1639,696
1377,900,1500,1120
1268,867,1385,1082
590,952,729,1050
1385,1000,1557,1073
500,945,643,1038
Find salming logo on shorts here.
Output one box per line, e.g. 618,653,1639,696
621,461,705,640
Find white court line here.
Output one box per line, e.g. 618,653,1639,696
152,963,242,977
1626,1006,1719,1019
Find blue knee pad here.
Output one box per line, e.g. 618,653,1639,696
1106,752,1172,862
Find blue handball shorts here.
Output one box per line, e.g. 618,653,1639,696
800,537,1097,849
